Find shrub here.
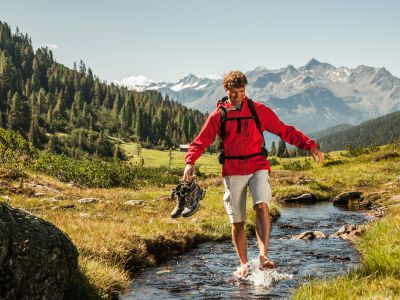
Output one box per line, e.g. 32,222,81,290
268,157,280,166
31,152,182,188
0,128,38,179
281,158,313,171
342,144,380,157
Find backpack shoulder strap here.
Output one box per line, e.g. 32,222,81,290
247,99,261,130
219,107,227,139
247,99,266,148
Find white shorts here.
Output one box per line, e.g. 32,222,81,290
222,170,272,223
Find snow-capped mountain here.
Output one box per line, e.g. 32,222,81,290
118,59,400,134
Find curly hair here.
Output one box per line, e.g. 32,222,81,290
223,71,248,89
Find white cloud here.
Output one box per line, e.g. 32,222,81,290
45,43,59,50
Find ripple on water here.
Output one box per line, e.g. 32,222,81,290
235,258,294,287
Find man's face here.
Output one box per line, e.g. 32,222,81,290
225,86,246,106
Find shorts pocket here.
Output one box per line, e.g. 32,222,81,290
266,175,272,199
223,191,234,216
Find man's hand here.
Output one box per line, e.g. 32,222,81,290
182,163,195,182
310,147,324,163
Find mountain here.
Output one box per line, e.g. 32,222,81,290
315,111,400,151
121,59,400,134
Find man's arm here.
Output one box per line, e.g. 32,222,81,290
259,105,324,162
183,111,220,181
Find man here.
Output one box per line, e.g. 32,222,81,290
182,71,324,277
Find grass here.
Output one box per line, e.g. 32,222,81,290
2,143,400,299
121,141,221,176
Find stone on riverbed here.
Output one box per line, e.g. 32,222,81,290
332,191,363,205
330,224,364,242
292,231,327,240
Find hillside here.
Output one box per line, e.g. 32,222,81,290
316,111,400,151
308,123,354,140
0,20,206,159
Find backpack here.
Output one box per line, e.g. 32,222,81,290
217,97,267,164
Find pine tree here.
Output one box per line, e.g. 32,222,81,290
270,141,277,156
119,104,128,132
88,116,93,150
73,91,84,110
135,107,144,141
46,105,53,124
111,94,122,119
277,139,287,157
7,92,26,132
69,102,77,124
28,105,40,147
46,135,57,153
78,128,85,150
30,73,40,92
282,148,290,158
53,93,64,119
114,140,121,159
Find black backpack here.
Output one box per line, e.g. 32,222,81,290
217,97,267,164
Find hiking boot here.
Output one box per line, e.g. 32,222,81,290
181,181,205,218
170,183,186,218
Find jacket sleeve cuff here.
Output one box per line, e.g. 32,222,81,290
309,142,319,150
185,159,195,165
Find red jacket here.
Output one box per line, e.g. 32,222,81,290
185,96,318,176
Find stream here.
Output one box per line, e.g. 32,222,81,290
122,202,370,299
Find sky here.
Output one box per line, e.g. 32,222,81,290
1,0,399,83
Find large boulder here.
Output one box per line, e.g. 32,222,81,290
0,203,78,299
332,191,363,205
281,193,317,204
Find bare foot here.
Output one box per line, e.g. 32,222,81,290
234,263,249,278
259,255,275,270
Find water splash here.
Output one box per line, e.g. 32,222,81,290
236,258,293,287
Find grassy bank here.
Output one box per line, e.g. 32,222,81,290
293,206,400,300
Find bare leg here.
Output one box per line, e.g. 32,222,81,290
254,202,275,269
232,221,248,264
232,222,249,277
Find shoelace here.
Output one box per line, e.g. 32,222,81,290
170,181,196,198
